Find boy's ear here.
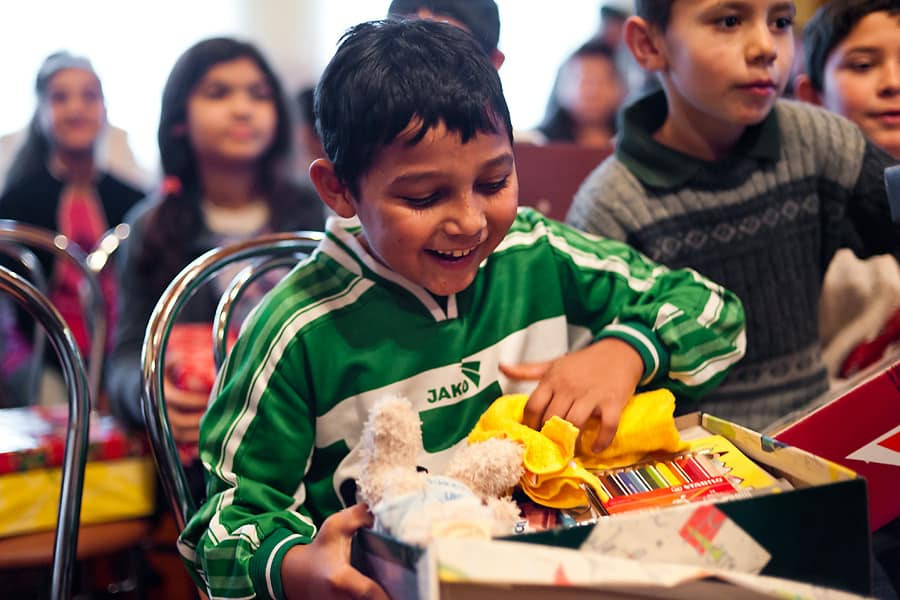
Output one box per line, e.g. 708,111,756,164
309,158,356,218
793,74,822,105
491,49,506,70
624,16,667,72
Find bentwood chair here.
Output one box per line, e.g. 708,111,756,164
0,220,153,597
140,231,323,531
0,220,107,405
212,253,305,370
0,243,48,402
0,265,90,600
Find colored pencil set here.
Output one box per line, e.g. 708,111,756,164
589,452,740,515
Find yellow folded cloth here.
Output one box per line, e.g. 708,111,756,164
468,389,687,509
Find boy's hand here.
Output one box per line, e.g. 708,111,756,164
499,338,644,452
163,376,210,461
282,504,389,600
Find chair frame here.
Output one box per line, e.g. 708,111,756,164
141,231,324,531
212,253,309,370
0,265,91,600
0,220,106,405
0,243,48,401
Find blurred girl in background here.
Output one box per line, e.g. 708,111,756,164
536,40,626,150
0,51,144,405
107,37,324,498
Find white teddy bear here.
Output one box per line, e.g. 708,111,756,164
356,396,525,546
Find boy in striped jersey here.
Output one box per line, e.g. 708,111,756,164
179,19,746,600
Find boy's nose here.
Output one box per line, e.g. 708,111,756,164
445,194,487,237
878,61,900,96
745,24,777,65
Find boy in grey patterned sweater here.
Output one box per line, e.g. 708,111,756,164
567,0,900,431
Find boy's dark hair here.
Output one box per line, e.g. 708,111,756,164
296,86,316,127
634,0,673,31
600,6,629,23
387,0,500,55
803,0,900,92
315,19,513,198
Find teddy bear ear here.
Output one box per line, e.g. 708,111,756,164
446,438,524,500
356,395,425,506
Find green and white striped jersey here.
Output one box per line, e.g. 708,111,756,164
179,207,745,599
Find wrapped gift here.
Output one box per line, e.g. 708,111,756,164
165,322,237,393
0,405,155,538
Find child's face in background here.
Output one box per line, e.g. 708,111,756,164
659,0,795,137
353,121,518,297
557,54,625,126
820,11,900,159
185,57,277,166
39,68,105,155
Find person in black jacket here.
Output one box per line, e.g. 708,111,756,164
0,51,144,405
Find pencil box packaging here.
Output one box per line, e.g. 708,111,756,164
352,412,871,599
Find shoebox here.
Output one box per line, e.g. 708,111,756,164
402,537,869,600
770,353,900,531
0,405,156,537
351,412,871,599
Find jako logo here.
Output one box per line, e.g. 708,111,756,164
426,361,480,403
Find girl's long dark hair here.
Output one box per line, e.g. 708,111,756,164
537,40,619,143
137,37,293,293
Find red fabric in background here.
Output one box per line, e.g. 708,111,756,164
165,323,238,394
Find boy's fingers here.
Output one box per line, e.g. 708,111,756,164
563,396,594,431
171,425,200,444
499,361,552,381
591,404,624,453
543,393,576,428
165,388,210,411
324,503,374,537
337,573,390,600
167,407,203,431
523,384,553,430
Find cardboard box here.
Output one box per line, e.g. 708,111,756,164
771,354,900,531
351,412,871,598
0,405,156,537
415,538,870,600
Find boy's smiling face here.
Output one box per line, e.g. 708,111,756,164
346,121,518,296
821,11,900,159
654,0,795,149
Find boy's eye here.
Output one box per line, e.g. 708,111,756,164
718,15,741,28
477,176,510,195
402,192,441,207
847,58,875,72
772,16,793,30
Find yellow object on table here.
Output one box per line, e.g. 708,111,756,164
0,406,156,538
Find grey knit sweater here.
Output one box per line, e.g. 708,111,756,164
568,91,899,431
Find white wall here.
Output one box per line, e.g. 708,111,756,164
0,0,604,179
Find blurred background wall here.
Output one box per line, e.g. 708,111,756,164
0,0,828,179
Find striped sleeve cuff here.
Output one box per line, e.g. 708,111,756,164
249,528,309,600
595,321,670,386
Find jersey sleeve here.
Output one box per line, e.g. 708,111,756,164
526,209,746,400
178,284,319,600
